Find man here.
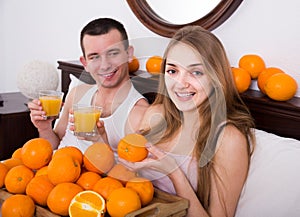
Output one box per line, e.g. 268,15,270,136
28,18,149,153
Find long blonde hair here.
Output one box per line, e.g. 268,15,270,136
145,26,255,210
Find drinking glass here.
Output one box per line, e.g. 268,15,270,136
39,90,64,119
73,104,102,138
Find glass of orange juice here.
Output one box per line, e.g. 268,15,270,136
73,104,102,138
39,90,64,119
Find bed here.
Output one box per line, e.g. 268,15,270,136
58,60,300,217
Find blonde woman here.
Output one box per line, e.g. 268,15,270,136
120,26,255,217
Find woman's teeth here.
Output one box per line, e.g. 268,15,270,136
176,92,194,97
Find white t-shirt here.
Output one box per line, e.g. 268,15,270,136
58,84,145,153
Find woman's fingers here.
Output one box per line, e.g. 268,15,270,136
146,143,165,159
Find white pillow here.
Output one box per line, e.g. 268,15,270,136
53,74,85,128
235,129,300,217
68,74,85,91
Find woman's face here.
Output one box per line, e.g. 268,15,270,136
164,43,211,112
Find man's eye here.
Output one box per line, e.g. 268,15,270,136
108,51,119,57
90,55,100,61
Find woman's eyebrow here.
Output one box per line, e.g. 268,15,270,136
166,63,176,67
189,63,203,67
166,62,203,68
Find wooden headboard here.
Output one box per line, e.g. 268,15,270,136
58,60,300,141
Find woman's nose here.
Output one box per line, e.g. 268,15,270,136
176,72,189,88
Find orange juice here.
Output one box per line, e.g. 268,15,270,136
74,105,102,137
40,96,62,117
39,90,64,119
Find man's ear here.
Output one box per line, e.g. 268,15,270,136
80,56,88,71
127,46,134,62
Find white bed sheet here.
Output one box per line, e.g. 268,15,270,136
235,129,300,217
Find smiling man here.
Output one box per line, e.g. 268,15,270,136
28,18,149,153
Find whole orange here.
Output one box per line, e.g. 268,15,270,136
53,146,83,166
118,133,148,162
0,162,9,188
106,187,141,217
21,138,53,170
146,55,163,75
35,165,48,177
11,147,22,159
257,67,285,94
264,73,298,101
47,154,81,185
239,54,266,79
83,142,115,174
76,171,102,190
47,182,83,216
1,194,35,217
107,163,137,185
2,158,23,170
26,175,55,206
231,67,251,93
93,176,123,200
4,165,34,194
126,177,154,206
128,56,140,73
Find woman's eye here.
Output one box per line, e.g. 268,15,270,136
166,69,176,74
192,70,203,76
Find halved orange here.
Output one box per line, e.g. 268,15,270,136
69,190,106,217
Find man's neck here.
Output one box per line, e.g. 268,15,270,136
94,79,132,117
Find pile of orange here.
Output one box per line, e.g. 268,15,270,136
1,136,154,217
232,54,298,101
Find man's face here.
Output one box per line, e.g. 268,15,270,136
80,29,132,88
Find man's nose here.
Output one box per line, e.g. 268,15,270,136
99,56,111,71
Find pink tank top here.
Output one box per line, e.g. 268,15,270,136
138,153,198,195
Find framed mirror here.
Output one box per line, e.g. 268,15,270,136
126,0,243,38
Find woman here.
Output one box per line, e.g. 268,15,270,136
120,25,255,217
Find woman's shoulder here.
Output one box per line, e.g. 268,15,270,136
215,124,248,154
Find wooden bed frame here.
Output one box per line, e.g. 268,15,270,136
58,60,300,141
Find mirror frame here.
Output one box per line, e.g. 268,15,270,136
127,0,243,38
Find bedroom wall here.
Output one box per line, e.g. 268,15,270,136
1,0,300,97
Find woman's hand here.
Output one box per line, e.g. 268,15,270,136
119,143,179,176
